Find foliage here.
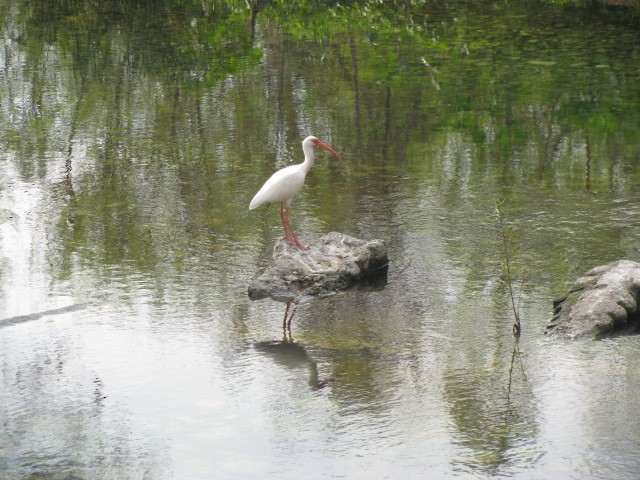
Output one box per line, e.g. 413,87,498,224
2,0,640,281
17,0,260,84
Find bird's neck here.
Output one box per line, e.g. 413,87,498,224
301,144,315,173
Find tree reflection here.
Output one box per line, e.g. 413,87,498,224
1,0,638,288
443,342,538,476
0,321,167,478
1,1,640,474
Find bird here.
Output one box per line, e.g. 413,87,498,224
249,135,343,250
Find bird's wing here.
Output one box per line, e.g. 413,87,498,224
249,166,306,210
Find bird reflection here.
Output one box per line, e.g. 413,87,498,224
282,299,296,338
253,338,333,390
252,300,333,389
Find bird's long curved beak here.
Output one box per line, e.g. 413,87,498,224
315,139,344,165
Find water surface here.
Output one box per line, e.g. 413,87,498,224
1,1,640,478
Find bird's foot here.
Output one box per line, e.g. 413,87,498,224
295,242,310,251
281,235,309,250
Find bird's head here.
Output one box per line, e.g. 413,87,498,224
303,136,343,165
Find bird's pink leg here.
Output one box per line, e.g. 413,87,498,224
278,202,308,250
283,206,308,250
280,202,295,243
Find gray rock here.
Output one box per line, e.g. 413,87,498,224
546,260,640,339
248,232,388,300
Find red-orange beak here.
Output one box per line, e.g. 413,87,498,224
314,139,344,165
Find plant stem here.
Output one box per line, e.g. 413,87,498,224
495,199,522,336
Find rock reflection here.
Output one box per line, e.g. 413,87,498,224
349,265,389,293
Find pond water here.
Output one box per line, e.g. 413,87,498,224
1,1,640,478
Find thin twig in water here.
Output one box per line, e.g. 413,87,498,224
494,198,521,337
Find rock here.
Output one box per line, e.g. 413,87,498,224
545,260,640,339
248,232,389,300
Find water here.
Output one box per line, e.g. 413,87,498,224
1,1,640,478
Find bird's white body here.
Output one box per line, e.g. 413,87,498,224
249,161,311,210
249,135,342,249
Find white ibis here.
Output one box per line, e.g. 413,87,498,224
249,135,343,249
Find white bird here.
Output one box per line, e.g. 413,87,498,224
249,135,343,250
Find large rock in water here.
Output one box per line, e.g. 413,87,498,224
546,260,640,339
248,232,388,300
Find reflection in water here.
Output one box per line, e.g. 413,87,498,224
443,343,540,477
0,303,88,328
1,0,640,478
253,336,333,390
508,340,528,399
282,299,297,334
350,266,389,293
0,313,168,478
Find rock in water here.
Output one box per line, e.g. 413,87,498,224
248,232,388,300
546,260,640,339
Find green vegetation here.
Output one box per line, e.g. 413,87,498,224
544,0,639,6
1,0,639,286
